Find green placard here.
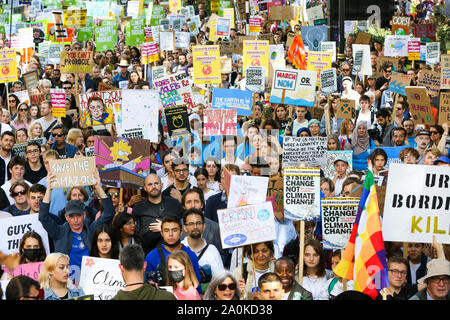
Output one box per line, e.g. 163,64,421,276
126,19,145,46
78,16,93,42
0,13,9,25
102,20,117,27
150,5,165,26
95,25,117,51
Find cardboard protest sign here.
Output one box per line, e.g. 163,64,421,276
417,70,441,97
426,42,440,65
301,26,328,51
441,55,450,89
79,256,125,300
227,175,269,209
439,92,450,126
389,71,411,96
413,23,436,42
211,88,253,116
375,56,400,78
408,38,421,61
117,90,159,142
283,167,321,221
306,51,332,81
2,262,43,281
49,157,96,189
269,69,317,107
321,151,353,179
384,35,409,57
78,90,119,128
94,136,151,189
245,66,265,92
354,31,371,45
336,98,356,120
164,105,191,138
203,108,237,136
352,44,372,75
382,164,450,244
391,16,410,35
0,49,18,83
282,136,328,168
243,40,269,77
153,71,196,112
192,45,221,85
60,51,94,73
321,198,359,249
23,70,39,90
267,176,283,214
0,214,50,255
320,68,337,94
268,6,295,20
217,201,276,249
50,88,66,118
405,86,434,126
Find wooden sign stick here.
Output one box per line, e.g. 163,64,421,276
341,250,348,291
6,83,10,114
403,242,408,259
324,94,331,136
298,220,305,285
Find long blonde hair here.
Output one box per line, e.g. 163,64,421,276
38,253,70,290
167,250,199,290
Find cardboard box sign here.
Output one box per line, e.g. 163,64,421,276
49,157,96,189
60,51,94,73
336,98,356,119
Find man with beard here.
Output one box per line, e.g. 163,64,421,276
414,130,431,164
402,118,416,147
133,174,184,251
0,131,15,185
275,257,312,300
391,127,407,147
144,215,202,293
181,209,224,277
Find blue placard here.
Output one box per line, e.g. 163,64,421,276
212,88,253,116
368,145,409,168
301,26,328,51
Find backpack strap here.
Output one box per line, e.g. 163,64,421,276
328,277,339,295
242,262,248,283
197,243,209,261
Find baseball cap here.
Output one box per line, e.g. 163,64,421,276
434,156,450,165
333,154,349,164
368,75,376,80
415,130,431,137
342,76,353,83
65,200,85,216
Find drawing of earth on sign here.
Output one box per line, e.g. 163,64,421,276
224,234,247,247
301,26,327,51
202,65,212,75
2,66,9,75
390,41,405,52
257,209,270,221
251,59,260,66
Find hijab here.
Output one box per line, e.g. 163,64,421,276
346,121,369,155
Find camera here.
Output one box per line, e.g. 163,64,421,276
368,123,382,142
144,270,164,286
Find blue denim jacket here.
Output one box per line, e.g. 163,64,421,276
44,286,85,300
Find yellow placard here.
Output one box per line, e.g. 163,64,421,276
169,0,181,13
222,8,235,29
243,40,269,77
193,45,221,85
209,16,219,43
0,49,18,84
306,51,332,81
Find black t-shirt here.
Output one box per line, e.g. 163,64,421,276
24,163,48,184
161,183,191,199
56,145,67,159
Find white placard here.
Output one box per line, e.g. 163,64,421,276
227,175,269,209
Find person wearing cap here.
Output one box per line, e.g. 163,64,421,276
409,259,450,300
414,129,431,164
364,74,377,109
308,119,321,137
113,59,130,88
38,169,115,270
434,156,450,166
331,155,349,196
340,76,360,109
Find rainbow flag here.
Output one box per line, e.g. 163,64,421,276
333,170,388,299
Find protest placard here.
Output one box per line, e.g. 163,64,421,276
306,51,332,81
227,175,269,209
413,23,436,41
282,136,328,168
354,31,371,45
23,70,39,90
384,35,409,57
192,45,221,85
153,71,196,112
245,66,265,92
321,198,359,249
426,42,440,65
12,138,47,158
50,88,66,118
2,262,43,281
49,157,96,189
321,150,353,179
220,57,232,74
375,56,400,78
211,88,253,116
217,201,276,249
216,17,231,37
405,86,434,126
94,25,116,51
441,55,450,89
267,176,283,214
79,256,125,300
320,68,337,94
141,42,159,64
0,214,50,255
164,104,191,138
391,16,410,35
352,44,372,75
353,50,364,72
417,69,441,97
78,90,120,128
306,5,324,25
159,30,175,51
203,108,237,136
408,38,421,61
389,71,411,96
48,44,62,65
125,19,145,46
0,49,18,83
270,69,317,107
60,51,94,73
301,26,327,51
320,41,336,63
283,167,321,221
117,90,159,142
94,136,151,189
382,164,450,244
64,9,87,28
243,40,269,77
439,92,450,126
336,98,356,120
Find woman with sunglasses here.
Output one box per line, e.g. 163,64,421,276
11,102,33,131
203,271,241,300
7,94,19,120
429,124,449,157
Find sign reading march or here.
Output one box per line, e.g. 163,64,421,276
283,167,321,221
282,136,328,168
49,157,96,189
383,164,450,244
79,256,125,300
321,198,359,249
203,108,237,136
0,214,50,255
270,69,317,107
217,201,276,249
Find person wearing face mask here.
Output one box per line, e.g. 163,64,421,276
166,250,202,300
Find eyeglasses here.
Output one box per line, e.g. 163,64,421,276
63,86,72,90
430,131,438,135
217,283,236,291
108,192,119,197
26,149,39,154
174,168,188,173
384,69,392,73
185,221,203,227
19,108,28,112
429,276,450,284
389,269,407,276
9,99,15,102
342,68,350,72
52,133,64,137
12,190,27,197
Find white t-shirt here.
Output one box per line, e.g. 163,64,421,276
409,261,421,284
302,276,330,300
356,110,373,127
181,238,225,276
220,157,245,167
333,176,346,196
292,119,309,136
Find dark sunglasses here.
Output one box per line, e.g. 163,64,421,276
19,108,28,112
12,190,27,197
108,192,119,197
63,86,72,89
217,283,236,291
52,133,64,137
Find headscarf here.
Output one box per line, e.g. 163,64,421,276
328,134,341,150
345,121,369,155
296,127,312,137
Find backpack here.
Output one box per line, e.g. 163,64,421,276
197,244,211,284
